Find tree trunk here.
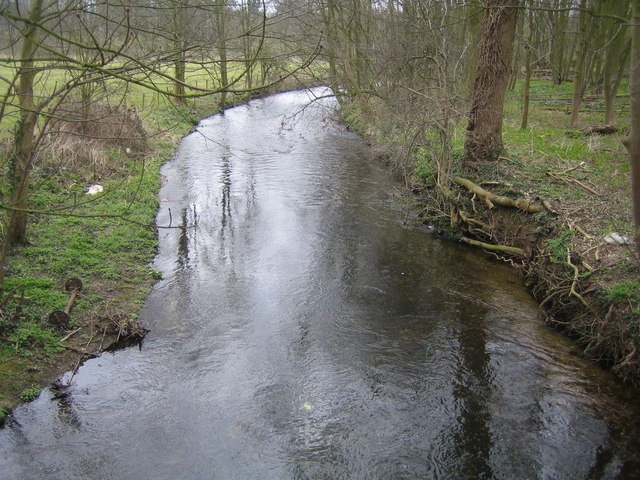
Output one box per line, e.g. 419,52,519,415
604,37,631,126
7,0,44,245
629,0,640,250
172,54,186,105
570,0,591,127
521,6,534,129
602,1,632,126
549,0,570,85
171,0,187,106
215,0,228,110
464,0,519,162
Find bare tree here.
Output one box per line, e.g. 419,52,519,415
0,0,315,251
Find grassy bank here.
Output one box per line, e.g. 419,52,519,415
344,78,639,388
0,89,245,421
0,68,320,421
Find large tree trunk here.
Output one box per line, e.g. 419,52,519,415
464,0,519,162
7,0,44,245
629,0,640,250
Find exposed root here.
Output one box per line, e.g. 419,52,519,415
454,176,545,213
566,248,590,308
460,236,526,257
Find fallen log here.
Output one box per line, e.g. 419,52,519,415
453,176,544,213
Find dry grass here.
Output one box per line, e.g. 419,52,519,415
43,101,148,176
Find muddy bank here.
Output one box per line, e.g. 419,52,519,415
0,305,149,425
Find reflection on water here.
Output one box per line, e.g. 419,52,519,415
1,88,639,480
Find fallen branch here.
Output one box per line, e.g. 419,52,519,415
453,177,544,213
59,327,82,343
61,343,98,358
546,168,601,196
460,237,526,256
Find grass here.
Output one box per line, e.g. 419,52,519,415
19,385,41,402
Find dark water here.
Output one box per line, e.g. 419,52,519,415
1,89,639,479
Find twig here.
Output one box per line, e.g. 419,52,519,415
59,327,82,343
541,198,558,214
546,169,601,196
571,222,593,239
61,343,98,357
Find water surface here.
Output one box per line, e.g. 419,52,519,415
1,89,639,479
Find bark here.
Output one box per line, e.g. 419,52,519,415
7,0,44,245
570,0,591,127
629,0,640,250
464,0,520,162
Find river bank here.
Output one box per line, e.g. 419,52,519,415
1,81,637,424
343,79,639,388
0,84,310,421
3,87,639,479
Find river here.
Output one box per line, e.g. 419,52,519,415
1,89,639,479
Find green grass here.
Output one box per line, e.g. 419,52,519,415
606,281,640,305
19,385,41,402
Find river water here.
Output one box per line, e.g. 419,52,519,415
1,89,639,479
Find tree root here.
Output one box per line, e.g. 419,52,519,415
458,209,492,230
453,176,544,213
460,236,525,256
566,248,589,309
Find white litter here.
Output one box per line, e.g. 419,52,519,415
85,184,104,195
604,232,632,245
